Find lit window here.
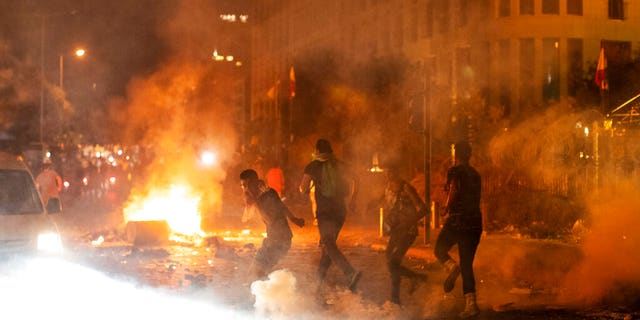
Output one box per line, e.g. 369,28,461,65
542,38,560,103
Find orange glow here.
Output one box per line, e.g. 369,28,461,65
123,185,204,237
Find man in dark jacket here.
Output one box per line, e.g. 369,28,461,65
299,139,361,292
434,141,482,318
240,169,304,279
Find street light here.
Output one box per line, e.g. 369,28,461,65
59,47,86,91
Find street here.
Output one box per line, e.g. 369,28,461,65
0,198,624,320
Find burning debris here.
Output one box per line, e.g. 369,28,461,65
126,220,170,246
124,185,204,237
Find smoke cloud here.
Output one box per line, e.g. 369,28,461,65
487,103,640,307
559,181,640,306
109,0,240,224
0,257,249,320
250,269,407,320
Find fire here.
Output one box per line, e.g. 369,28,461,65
123,185,204,237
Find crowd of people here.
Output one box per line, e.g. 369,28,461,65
240,138,483,318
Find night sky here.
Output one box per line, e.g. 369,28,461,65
1,0,171,99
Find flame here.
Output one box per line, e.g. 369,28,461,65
123,185,204,236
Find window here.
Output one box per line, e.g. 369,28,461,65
409,0,418,42
499,39,511,116
421,0,434,38
479,0,491,19
542,38,560,102
567,0,583,15
520,0,534,15
542,0,559,14
567,39,583,96
0,170,43,215
519,39,535,108
609,0,624,19
457,0,468,28
520,38,535,82
499,0,510,17
437,1,450,32
601,40,631,66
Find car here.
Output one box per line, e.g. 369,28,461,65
0,152,63,255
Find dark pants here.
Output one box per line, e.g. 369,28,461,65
386,227,421,302
254,237,291,278
317,217,355,280
434,224,482,294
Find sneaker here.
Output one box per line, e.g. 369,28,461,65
348,270,362,292
459,292,480,318
443,263,460,293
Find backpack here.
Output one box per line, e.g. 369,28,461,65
318,159,347,198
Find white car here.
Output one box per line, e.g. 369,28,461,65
0,152,63,255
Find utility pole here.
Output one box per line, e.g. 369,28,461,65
422,63,432,245
37,10,78,150
40,15,45,149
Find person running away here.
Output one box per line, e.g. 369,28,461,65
434,141,483,318
240,169,305,279
299,139,362,292
382,163,429,304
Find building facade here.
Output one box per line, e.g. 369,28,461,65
249,0,640,145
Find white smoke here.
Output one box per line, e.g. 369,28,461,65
0,257,250,320
251,269,314,319
250,269,420,320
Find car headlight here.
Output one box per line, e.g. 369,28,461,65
37,232,63,254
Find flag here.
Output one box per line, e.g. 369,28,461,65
267,85,276,99
289,66,296,98
267,80,280,99
595,47,608,90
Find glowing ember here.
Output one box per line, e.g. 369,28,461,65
124,185,204,237
220,229,265,242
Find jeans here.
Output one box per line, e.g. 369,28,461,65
386,227,420,302
434,224,482,294
253,237,291,278
317,216,355,279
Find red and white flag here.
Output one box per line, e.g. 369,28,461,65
289,66,296,98
595,47,608,90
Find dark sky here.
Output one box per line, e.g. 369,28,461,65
1,0,172,99
1,0,250,101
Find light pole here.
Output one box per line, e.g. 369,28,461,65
59,48,86,90
38,10,78,148
39,16,45,148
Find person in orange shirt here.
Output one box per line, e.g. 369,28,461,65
265,162,285,199
36,159,62,206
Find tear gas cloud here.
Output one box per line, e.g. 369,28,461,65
559,181,640,305
488,103,640,307
251,269,407,320
0,257,249,320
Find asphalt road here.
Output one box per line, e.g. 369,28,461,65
43,195,638,320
